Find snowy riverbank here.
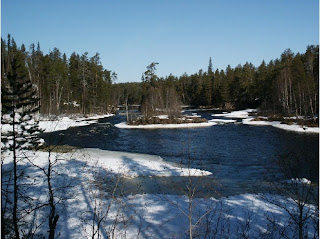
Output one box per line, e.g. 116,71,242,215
72,148,212,177
2,112,318,238
2,148,318,238
1,113,115,134
38,113,114,132
212,109,319,133
243,117,319,133
115,109,319,133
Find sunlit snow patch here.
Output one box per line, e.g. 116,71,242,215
243,118,319,134
115,121,217,129
77,148,212,177
283,178,312,185
209,119,236,124
38,114,114,132
212,109,257,119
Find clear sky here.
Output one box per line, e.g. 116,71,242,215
2,0,319,83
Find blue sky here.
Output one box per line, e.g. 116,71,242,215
2,0,319,82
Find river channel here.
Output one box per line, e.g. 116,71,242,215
42,110,319,197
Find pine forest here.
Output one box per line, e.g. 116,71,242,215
1,35,319,121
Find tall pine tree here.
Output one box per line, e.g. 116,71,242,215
1,44,43,239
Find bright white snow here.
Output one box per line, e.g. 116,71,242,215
76,148,212,177
38,114,114,132
1,113,114,134
155,115,169,119
243,118,319,134
2,148,318,238
209,119,237,124
115,121,217,129
284,178,312,185
212,109,257,119
210,109,319,133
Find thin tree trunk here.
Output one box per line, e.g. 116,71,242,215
307,85,314,116
12,109,20,239
289,73,292,114
299,204,303,239
125,97,129,123
166,89,169,111
49,93,52,116
314,93,318,117
188,171,193,239
48,152,59,239
293,94,298,117
57,86,63,114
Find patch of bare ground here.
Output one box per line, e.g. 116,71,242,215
129,115,207,125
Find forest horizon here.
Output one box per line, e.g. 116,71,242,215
1,34,319,119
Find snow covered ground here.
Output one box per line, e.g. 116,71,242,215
212,109,257,119
243,117,319,133
73,148,212,177
38,114,114,132
115,121,217,129
2,148,318,238
212,109,319,133
209,118,237,124
1,113,114,134
2,112,318,238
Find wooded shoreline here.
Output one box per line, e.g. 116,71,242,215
2,35,319,125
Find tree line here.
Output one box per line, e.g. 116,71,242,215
1,35,319,118
1,34,116,116
120,47,318,119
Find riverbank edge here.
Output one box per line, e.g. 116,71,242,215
211,109,319,134
2,147,318,238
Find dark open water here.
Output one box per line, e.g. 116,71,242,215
42,111,319,197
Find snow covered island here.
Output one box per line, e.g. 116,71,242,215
117,109,319,133
116,113,217,129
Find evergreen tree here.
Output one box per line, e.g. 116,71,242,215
143,62,159,87
256,60,268,109
1,45,43,239
201,73,212,106
68,52,81,112
291,54,307,116
208,57,213,76
141,62,159,118
1,38,7,80
79,52,90,114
